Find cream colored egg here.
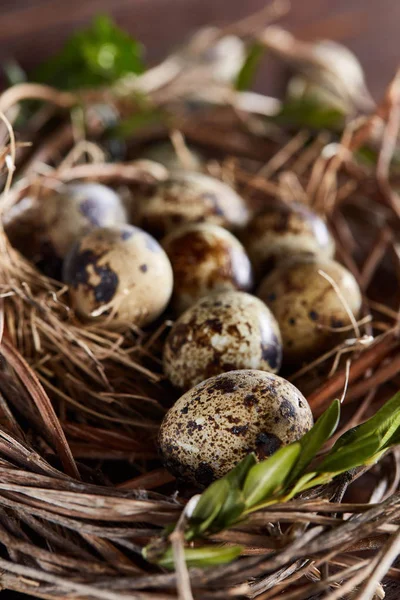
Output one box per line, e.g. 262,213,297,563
136,171,250,238
258,257,362,362
162,223,253,313
63,225,173,329
163,291,282,390
242,202,335,278
4,182,127,278
158,369,313,485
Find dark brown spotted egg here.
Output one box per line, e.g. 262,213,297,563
258,256,362,362
162,223,253,314
135,171,250,238
63,225,173,329
242,202,335,278
4,182,127,279
158,369,313,485
163,291,282,390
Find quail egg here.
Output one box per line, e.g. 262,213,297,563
4,182,127,278
242,202,335,278
63,225,173,329
163,291,282,390
158,369,313,485
258,257,362,361
162,223,253,313
140,142,203,171
135,171,250,238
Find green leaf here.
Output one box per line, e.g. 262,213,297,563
333,392,400,453
157,544,243,569
190,453,256,530
33,15,144,89
272,97,343,130
213,488,246,529
190,478,231,530
288,400,341,484
225,453,257,488
243,443,301,509
284,472,318,501
235,42,265,91
316,434,381,473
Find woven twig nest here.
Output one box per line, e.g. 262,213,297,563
0,7,399,600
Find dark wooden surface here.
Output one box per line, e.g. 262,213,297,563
0,0,399,99
1,1,400,598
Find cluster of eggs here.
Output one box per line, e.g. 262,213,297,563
6,143,362,486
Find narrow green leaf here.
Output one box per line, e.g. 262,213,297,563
316,435,381,473
235,42,265,91
190,478,230,528
213,488,246,529
332,392,400,452
243,443,301,508
157,545,243,569
225,453,257,488
385,428,400,448
284,472,318,501
288,400,340,484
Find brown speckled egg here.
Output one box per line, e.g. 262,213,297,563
158,369,313,485
242,202,335,278
141,142,204,171
258,257,362,362
162,223,253,314
63,225,173,329
4,182,127,279
135,171,250,238
163,291,282,390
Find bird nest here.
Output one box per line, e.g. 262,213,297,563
0,4,399,599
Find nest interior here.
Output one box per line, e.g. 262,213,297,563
0,8,400,600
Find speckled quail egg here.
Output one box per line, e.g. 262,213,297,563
63,225,173,329
158,369,313,485
140,142,204,171
162,223,253,314
258,256,362,362
163,291,282,390
135,171,250,238
4,182,127,278
242,202,335,278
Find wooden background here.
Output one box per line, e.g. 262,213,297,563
2,1,400,598
0,0,399,99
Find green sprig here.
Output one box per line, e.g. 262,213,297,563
145,392,400,570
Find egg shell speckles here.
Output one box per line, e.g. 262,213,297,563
163,291,282,390
158,369,313,486
242,202,335,278
258,257,362,362
63,225,173,329
162,223,253,314
4,183,127,278
135,171,250,238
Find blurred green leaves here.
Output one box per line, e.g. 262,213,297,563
235,42,265,91
273,97,344,131
33,15,144,90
